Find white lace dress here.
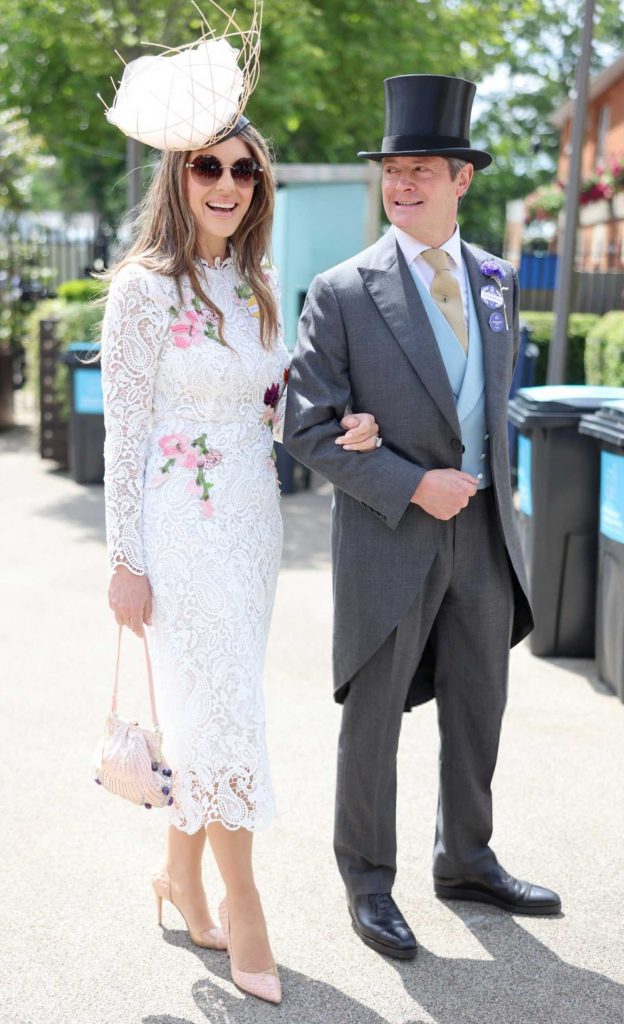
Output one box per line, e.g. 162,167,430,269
101,257,289,833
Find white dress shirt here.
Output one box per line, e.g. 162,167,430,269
393,223,470,325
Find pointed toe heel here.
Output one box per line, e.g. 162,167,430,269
218,899,282,1005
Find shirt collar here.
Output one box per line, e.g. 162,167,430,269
393,223,463,269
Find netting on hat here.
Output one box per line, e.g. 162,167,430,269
101,0,262,151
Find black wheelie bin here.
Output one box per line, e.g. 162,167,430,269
60,342,105,484
508,384,624,657
579,400,624,699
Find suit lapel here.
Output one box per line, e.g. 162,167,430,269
359,233,460,435
462,242,510,428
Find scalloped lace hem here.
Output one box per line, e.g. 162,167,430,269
170,770,276,834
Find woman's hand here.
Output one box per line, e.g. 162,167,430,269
108,565,153,637
335,413,380,452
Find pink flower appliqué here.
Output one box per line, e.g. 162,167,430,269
170,309,204,348
169,300,224,346
196,450,222,470
153,432,222,519
158,433,192,460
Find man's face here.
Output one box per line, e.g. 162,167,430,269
381,155,473,246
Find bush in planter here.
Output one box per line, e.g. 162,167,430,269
519,311,600,384
585,312,624,387
54,302,103,421
24,298,102,422
56,278,106,304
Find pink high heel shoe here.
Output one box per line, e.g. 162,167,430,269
151,871,227,950
218,899,281,1004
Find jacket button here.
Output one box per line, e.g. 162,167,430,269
450,438,462,452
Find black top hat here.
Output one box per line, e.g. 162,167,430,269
358,74,491,170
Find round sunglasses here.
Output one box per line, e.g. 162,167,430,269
185,156,263,186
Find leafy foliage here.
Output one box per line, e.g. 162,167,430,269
520,310,601,383
56,278,106,303
0,0,623,244
524,183,565,223
0,234,55,352
585,311,624,387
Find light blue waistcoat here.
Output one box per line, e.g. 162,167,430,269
409,269,491,488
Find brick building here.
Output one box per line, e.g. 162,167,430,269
552,53,624,271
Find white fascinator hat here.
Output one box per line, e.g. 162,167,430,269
101,0,261,151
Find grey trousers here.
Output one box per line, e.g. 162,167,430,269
334,488,515,896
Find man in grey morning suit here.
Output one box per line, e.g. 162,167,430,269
284,75,561,959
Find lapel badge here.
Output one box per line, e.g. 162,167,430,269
480,259,509,330
480,284,504,309
489,311,506,332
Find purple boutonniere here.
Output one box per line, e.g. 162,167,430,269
480,258,506,283
480,259,509,330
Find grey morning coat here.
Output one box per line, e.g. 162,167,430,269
283,229,533,712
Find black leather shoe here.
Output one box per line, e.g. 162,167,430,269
434,866,561,916
348,893,418,959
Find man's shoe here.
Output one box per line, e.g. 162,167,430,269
348,893,418,959
434,866,561,916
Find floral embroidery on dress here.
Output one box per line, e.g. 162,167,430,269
169,297,222,347
152,432,222,518
234,283,260,319
261,368,289,434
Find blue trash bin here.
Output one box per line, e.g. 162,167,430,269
60,342,104,484
508,385,624,657
579,401,624,699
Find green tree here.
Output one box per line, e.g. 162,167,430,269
0,110,50,213
1,0,622,243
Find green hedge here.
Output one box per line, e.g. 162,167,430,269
56,278,106,303
519,312,600,385
585,311,624,387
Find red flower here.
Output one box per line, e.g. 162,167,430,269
263,383,280,408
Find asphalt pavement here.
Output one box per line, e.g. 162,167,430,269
2,402,623,1024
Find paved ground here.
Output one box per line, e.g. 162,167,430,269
2,403,624,1024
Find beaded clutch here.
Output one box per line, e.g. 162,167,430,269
93,627,173,810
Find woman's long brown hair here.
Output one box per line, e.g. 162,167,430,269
107,124,278,349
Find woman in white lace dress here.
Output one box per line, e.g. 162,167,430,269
102,119,379,1003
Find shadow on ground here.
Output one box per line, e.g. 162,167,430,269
391,903,624,1024
280,485,332,572
544,655,616,697
0,422,38,454
146,927,418,1024
37,483,105,542
147,908,624,1024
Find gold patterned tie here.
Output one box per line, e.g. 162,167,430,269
421,248,468,354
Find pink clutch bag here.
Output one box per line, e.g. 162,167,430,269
93,626,173,809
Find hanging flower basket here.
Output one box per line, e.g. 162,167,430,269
524,183,565,224
579,157,624,206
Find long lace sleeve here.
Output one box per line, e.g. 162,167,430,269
101,265,169,575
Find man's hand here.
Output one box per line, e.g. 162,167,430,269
108,565,153,637
335,413,380,451
410,468,479,520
